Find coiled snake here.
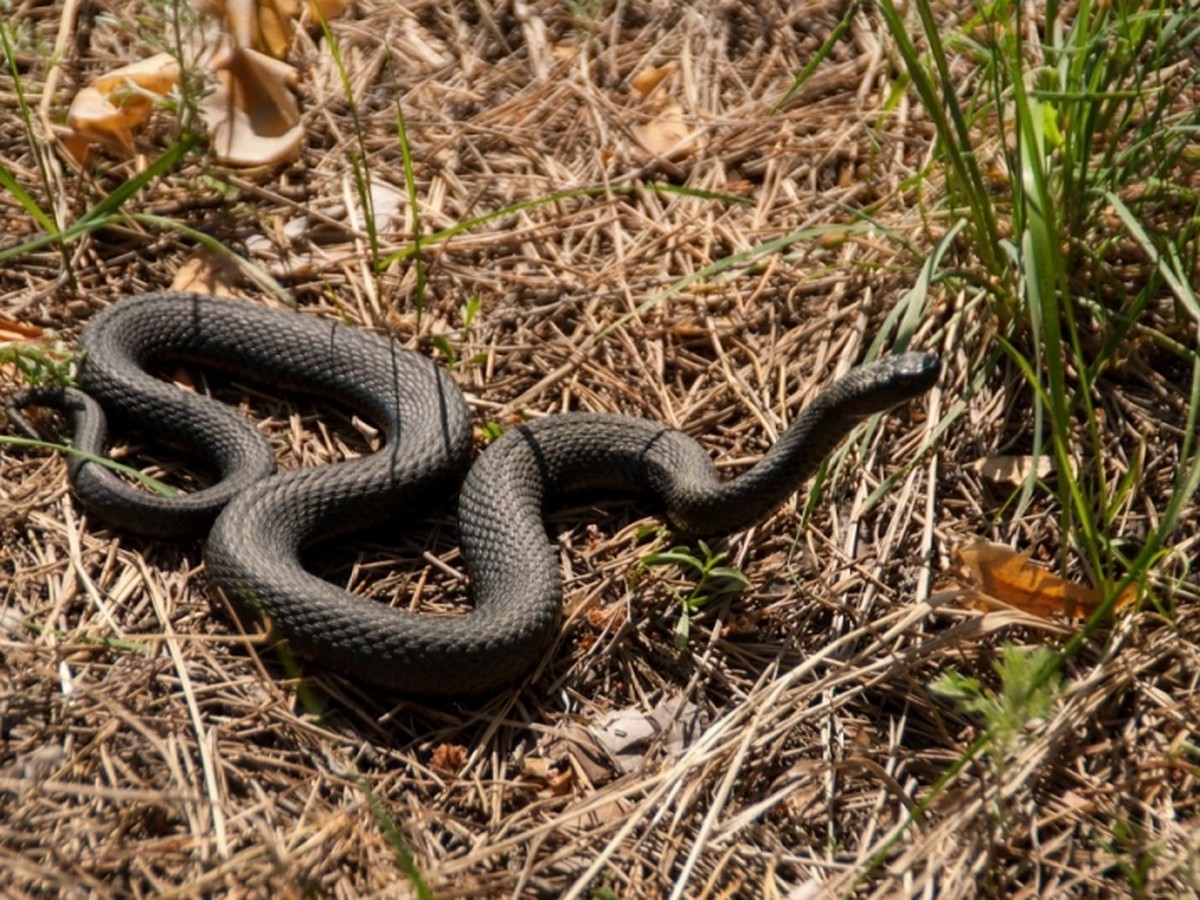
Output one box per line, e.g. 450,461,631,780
8,293,939,694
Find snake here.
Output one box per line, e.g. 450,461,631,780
7,292,940,695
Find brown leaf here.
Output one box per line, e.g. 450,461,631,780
204,0,347,57
950,539,1135,621
632,103,693,160
428,743,468,776
520,756,577,797
62,0,347,164
539,724,613,787
199,46,303,166
255,0,303,58
630,64,674,98
169,251,242,297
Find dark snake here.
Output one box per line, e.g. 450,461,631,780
8,292,940,694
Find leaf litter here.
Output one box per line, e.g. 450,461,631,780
1,1,1198,897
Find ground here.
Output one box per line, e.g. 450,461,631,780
2,1,1199,897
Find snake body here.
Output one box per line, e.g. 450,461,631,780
10,293,939,695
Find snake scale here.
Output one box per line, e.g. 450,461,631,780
8,292,940,694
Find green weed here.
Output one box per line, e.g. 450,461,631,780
354,774,435,900
1104,818,1156,899
930,644,1063,772
0,339,75,388
313,11,383,283
640,538,751,650
430,294,487,371
0,338,176,496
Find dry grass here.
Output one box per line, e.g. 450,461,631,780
2,1,1198,896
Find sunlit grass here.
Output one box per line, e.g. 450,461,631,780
881,0,1200,597
870,1,1200,887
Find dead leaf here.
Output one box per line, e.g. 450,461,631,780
585,603,627,632
536,723,612,787
949,539,1135,621
65,53,181,154
518,744,626,821
969,454,1054,487
169,251,242,296
199,45,303,166
428,743,468,776
591,696,707,774
633,103,693,160
630,64,674,98
256,0,303,57
307,0,347,23
202,0,347,57
520,756,576,796
63,0,345,165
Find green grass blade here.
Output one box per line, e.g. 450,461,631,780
393,97,427,316
0,135,201,263
0,434,178,496
771,2,859,113
0,160,58,233
75,133,201,227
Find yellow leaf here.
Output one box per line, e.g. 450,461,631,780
630,64,674,98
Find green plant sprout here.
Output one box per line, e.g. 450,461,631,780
640,539,751,650
0,341,76,388
1,343,179,496
930,644,1064,770
430,294,487,372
